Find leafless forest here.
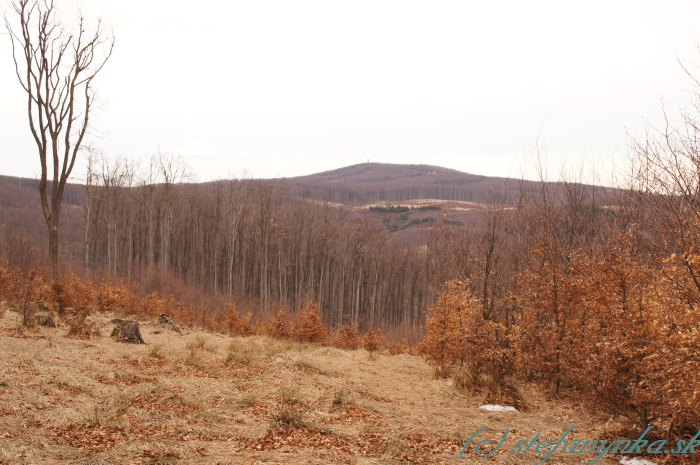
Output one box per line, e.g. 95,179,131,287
0,159,615,330
2,131,700,441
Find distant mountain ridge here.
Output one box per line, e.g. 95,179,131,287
0,163,621,258
1,163,617,212
277,162,532,204
289,163,482,183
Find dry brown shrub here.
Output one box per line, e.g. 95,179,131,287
418,279,511,391
60,275,99,314
329,322,360,350
142,292,176,318
512,231,699,434
644,248,700,435
225,303,253,336
293,301,327,343
260,307,294,339
97,281,139,313
484,379,527,411
361,329,385,356
65,308,100,339
386,337,409,355
0,263,14,301
0,267,52,324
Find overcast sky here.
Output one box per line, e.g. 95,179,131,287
1,0,700,186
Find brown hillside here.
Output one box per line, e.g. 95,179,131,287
278,163,528,204
0,308,621,465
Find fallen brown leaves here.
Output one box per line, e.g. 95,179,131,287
235,425,354,459
393,432,464,463
118,355,170,370
2,327,37,339
356,431,386,455
245,402,271,418
140,447,182,461
0,408,17,418
130,392,200,417
126,420,173,441
94,372,154,386
50,423,127,452
221,361,266,378
326,404,381,425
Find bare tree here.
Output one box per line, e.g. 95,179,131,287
5,0,114,280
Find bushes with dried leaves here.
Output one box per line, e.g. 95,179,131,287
513,232,699,435
418,279,511,392
294,301,327,343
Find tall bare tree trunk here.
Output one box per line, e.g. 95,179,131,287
48,223,59,281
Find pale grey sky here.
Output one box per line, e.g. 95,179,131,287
1,0,700,185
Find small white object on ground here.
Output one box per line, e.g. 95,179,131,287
620,458,657,465
478,404,517,412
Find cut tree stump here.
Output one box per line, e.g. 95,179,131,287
157,313,182,334
35,314,56,327
110,319,144,344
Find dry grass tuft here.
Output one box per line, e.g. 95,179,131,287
184,346,205,369
271,388,309,429
224,340,256,366
140,447,182,464
293,359,328,376
225,350,253,366
147,343,165,359
451,366,476,393
186,334,214,352
331,388,348,410
83,405,102,427
236,394,258,410
95,369,153,386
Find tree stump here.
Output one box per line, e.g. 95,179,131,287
110,319,144,344
36,314,56,327
157,313,182,334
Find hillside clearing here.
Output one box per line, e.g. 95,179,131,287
0,311,619,465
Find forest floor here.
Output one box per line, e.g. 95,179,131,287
0,308,626,465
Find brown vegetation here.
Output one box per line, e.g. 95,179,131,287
0,309,628,465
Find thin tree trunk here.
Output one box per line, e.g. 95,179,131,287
49,224,59,281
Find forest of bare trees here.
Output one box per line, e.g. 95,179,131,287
78,155,432,329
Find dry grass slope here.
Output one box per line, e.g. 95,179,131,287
0,310,622,465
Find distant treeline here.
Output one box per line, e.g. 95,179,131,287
0,164,621,332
